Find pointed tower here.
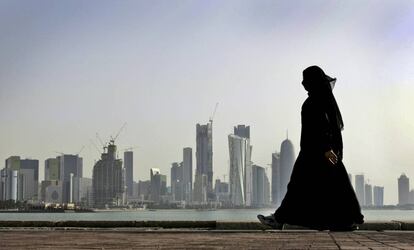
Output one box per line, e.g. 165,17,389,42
279,134,295,201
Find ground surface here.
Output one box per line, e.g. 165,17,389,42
1,229,414,249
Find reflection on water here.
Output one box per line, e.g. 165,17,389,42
0,209,413,221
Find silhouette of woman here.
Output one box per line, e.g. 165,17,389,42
258,66,364,231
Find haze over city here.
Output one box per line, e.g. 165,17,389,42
1,0,413,205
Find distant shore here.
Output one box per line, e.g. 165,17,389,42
0,206,413,213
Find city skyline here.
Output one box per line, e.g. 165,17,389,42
1,133,400,207
1,1,414,205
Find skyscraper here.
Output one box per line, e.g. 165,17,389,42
5,156,20,171
70,177,93,205
2,157,39,201
195,122,213,202
171,162,183,201
271,152,280,205
193,173,207,203
92,141,124,207
1,168,18,202
150,168,166,203
3,156,20,201
252,165,270,207
398,173,410,206
124,151,133,197
279,138,295,201
373,186,384,207
355,174,365,206
234,125,250,139
182,147,192,203
59,154,83,204
14,159,39,201
364,183,373,206
265,172,270,205
409,190,414,204
41,158,62,203
45,158,60,181
11,171,18,201
137,180,151,200
215,179,229,193
0,169,5,200
228,132,252,207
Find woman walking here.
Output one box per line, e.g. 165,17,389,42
258,66,364,231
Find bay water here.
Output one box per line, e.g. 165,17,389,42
0,209,413,222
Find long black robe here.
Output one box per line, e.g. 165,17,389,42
274,96,364,229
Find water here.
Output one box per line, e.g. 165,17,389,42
0,209,413,222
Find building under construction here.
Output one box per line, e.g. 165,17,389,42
92,140,124,208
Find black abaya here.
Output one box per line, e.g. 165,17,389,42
274,96,364,229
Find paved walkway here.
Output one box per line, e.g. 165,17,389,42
1,230,414,249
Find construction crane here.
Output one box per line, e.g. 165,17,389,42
111,122,127,142
54,145,85,157
124,146,139,152
90,139,102,154
77,145,85,155
96,133,106,147
209,102,219,123
95,132,108,152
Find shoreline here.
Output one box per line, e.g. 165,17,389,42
0,220,413,231
0,207,412,213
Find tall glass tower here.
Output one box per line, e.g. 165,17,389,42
398,173,410,205
279,138,295,201
228,125,252,207
194,122,213,202
124,151,133,197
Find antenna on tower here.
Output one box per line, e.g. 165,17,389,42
286,129,289,139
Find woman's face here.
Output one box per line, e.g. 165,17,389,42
302,79,333,93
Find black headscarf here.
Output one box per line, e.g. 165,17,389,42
302,65,344,131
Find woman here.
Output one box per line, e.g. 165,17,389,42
258,66,364,231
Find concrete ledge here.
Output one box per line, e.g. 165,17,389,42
398,221,414,230
0,221,413,231
358,221,402,231
216,222,268,230
0,221,217,229
134,221,216,228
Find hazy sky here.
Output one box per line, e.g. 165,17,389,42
1,0,413,205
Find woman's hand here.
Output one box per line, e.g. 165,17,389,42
325,150,338,166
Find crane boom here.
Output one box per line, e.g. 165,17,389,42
112,122,127,142
209,102,219,122
90,139,101,154
125,146,139,151
96,133,106,147
77,145,85,155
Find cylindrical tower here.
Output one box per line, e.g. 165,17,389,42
279,139,295,201
11,170,18,201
